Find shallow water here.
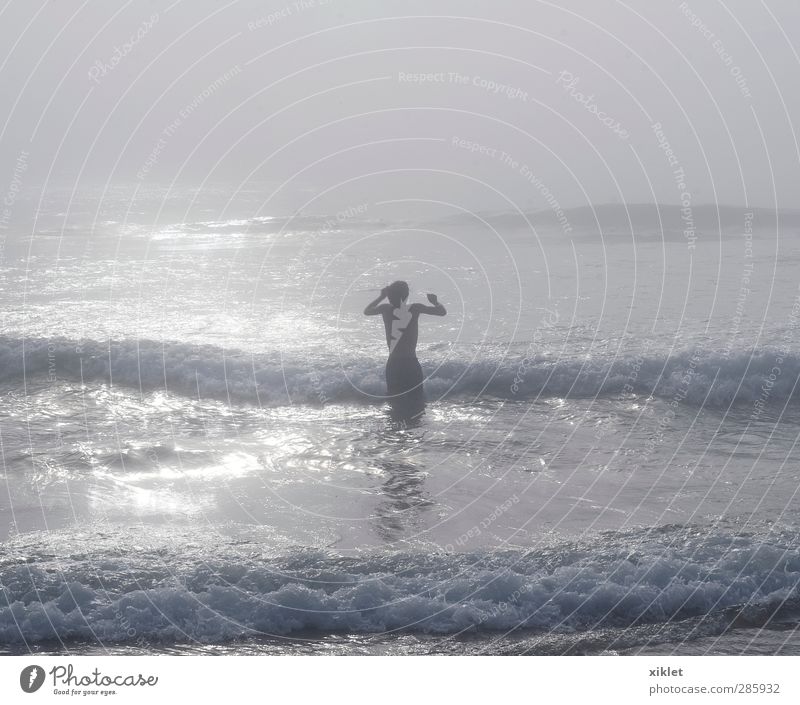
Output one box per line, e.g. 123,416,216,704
2,190,800,653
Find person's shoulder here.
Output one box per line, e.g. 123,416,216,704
409,303,424,314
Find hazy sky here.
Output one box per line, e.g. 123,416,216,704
2,0,799,215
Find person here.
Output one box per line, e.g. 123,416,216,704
364,280,446,421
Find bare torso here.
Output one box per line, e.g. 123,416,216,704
381,306,420,358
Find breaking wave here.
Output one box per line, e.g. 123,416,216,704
1,524,798,646
1,335,799,408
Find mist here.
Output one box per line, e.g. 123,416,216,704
2,0,799,220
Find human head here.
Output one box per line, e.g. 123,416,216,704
386,280,409,307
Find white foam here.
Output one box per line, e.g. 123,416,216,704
2,335,799,408
1,526,798,644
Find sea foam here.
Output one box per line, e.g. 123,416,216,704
1,335,799,408
1,525,798,645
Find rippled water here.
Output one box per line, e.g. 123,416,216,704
2,190,800,653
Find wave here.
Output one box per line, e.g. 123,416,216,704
1,335,799,408
1,524,798,646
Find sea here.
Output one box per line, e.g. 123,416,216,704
1,186,800,655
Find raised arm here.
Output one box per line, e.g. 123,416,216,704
364,287,389,315
411,293,447,316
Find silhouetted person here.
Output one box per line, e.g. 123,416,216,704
364,280,446,422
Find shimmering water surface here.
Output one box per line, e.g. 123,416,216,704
2,189,800,654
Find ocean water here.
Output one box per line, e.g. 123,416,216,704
2,187,800,655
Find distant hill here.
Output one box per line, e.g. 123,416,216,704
433,203,800,236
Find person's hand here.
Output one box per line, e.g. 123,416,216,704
427,293,439,304
380,286,390,298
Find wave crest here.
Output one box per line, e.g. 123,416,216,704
1,336,798,407
1,525,798,645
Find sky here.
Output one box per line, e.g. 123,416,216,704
1,0,799,216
